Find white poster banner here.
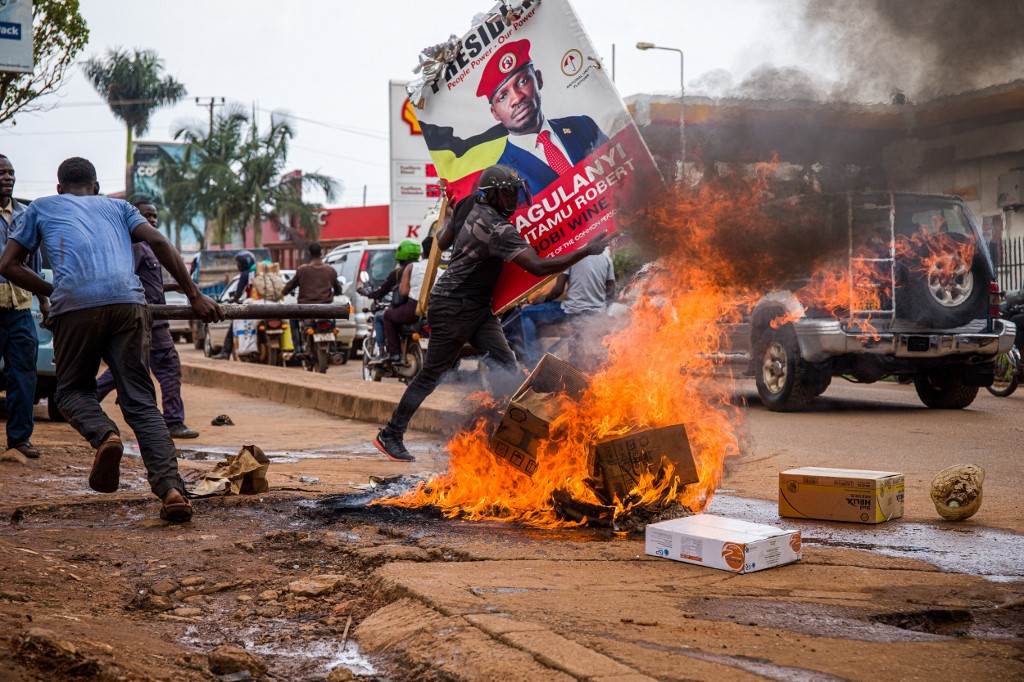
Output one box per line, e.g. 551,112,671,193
388,80,441,244
0,0,32,74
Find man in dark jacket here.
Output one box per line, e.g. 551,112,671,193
373,165,610,462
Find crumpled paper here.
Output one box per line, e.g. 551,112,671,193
187,445,270,498
407,0,538,107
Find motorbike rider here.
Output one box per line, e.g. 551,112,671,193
358,239,422,365
214,250,255,359
373,164,611,462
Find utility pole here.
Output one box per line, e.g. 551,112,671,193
611,43,616,82
194,96,226,137
362,185,367,207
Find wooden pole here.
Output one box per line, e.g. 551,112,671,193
149,303,350,320
416,192,449,318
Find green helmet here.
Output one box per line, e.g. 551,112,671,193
395,239,422,263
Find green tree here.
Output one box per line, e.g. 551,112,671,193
156,149,203,250
83,48,186,195
167,107,338,249
0,0,89,124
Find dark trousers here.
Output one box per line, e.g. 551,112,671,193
386,295,517,436
0,308,37,448
96,343,185,427
52,304,183,498
382,300,419,356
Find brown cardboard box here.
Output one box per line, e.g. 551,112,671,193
591,425,699,503
490,354,590,477
779,467,904,523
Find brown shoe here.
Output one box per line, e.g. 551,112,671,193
160,488,193,523
13,443,40,459
88,432,123,493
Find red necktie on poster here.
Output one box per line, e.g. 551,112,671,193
537,130,572,175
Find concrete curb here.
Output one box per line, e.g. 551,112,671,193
179,352,472,436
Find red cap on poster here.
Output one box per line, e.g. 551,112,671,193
476,39,533,99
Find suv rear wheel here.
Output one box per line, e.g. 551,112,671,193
754,325,825,411
913,369,979,409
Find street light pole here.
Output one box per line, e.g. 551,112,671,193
636,42,685,179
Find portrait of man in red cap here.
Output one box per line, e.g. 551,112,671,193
477,39,608,197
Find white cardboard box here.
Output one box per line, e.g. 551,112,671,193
645,514,801,573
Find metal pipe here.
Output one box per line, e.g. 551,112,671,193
149,303,350,321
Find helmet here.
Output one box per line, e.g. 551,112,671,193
235,250,256,271
476,165,531,218
395,239,422,263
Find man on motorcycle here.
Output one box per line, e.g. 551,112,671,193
214,250,256,360
359,239,422,365
372,164,611,462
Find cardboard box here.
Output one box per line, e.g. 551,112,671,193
645,514,801,573
591,425,699,503
490,354,590,476
779,467,904,524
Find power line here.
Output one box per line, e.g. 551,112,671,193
258,107,387,141
0,127,122,136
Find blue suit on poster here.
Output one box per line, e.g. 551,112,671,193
496,115,609,197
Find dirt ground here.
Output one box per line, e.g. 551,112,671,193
1,379,1022,680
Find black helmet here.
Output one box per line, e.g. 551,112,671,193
476,165,531,218
235,250,255,271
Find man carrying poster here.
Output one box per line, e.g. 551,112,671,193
480,39,608,196
414,0,658,314
374,164,610,463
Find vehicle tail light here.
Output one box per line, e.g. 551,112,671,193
306,327,314,335
258,324,266,332
317,320,333,331
412,333,421,342
989,281,1002,318
358,251,370,284
421,323,431,337
267,319,283,329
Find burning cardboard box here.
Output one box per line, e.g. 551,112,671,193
590,425,699,505
646,514,801,573
490,354,589,477
779,467,904,523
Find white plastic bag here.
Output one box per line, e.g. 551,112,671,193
234,319,258,355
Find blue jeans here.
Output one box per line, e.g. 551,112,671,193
0,308,38,448
518,301,567,366
373,314,386,356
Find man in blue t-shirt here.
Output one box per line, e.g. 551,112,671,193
0,157,223,523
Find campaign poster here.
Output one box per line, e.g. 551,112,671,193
414,0,658,312
389,80,442,244
0,0,33,74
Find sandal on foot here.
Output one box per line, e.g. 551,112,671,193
88,433,123,493
160,491,193,523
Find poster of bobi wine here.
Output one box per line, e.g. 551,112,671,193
412,0,659,313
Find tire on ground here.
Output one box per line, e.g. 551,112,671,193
913,368,979,409
753,324,825,411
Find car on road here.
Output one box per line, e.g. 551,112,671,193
164,290,193,344
729,192,1016,410
202,270,356,359
324,241,397,356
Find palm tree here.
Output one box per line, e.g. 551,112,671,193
83,48,186,195
156,149,202,250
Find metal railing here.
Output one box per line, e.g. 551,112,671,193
995,236,1024,293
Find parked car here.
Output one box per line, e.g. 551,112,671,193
731,192,1015,410
202,270,356,358
0,270,60,421
164,290,193,344
324,241,397,356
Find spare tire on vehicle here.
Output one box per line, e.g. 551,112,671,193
896,231,987,328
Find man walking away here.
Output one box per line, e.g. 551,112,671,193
516,250,615,366
373,164,610,462
282,242,342,304
0,157,222,523
0,154,41,459
95,196,199,439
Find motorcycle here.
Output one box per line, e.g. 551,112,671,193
257,318,287,367
987,291,1024,397
302,318,338,373
361,300,427,384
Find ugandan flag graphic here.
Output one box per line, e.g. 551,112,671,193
420,122,508,203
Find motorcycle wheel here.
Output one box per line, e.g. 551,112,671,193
317,346,329,373
268,346,281,367
362,337,382,382
397,344,423,384
987,350,1020,397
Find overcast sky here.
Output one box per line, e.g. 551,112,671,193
1,0,818,204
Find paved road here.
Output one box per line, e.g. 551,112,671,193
730,378,1024,532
